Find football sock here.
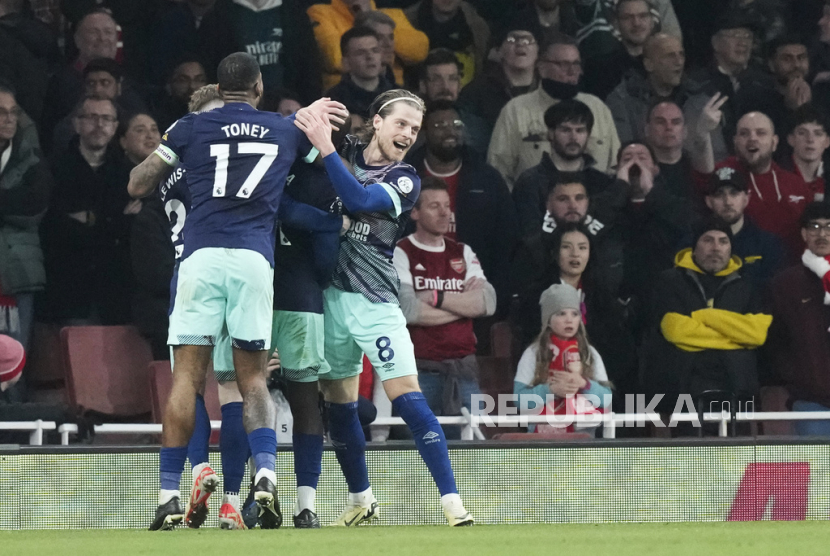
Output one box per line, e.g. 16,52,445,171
220,402,247,494
394,392,458,496
248,427,277,485
326,401,370,494
159,446,188,492
187,394,211,468
223,493,241,511
293,433,323,515
294,433,323,489
159,489,180,506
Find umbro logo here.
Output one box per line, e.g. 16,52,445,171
415,263,426,271
802,298,812,303
423,431,441,444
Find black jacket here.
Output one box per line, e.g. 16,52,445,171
407,146,519,314
325,74,396,120
641,250,770,412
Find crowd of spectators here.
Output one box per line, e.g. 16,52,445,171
3,0,830,436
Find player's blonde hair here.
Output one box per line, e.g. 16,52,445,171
357,89,426,143
188,84,222,113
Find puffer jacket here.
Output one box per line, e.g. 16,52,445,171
0,111,51,294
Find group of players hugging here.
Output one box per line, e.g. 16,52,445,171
126,52,474,531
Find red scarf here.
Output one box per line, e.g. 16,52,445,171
536,334,601,433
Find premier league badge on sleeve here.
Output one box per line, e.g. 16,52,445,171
397,176,414,194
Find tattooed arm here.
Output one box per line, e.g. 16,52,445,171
128,154,173,199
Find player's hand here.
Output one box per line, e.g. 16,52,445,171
266,349,280,375
302,98,349,131
123,199,142,215
634,163,655,198
294,109,336,157
340,214,351,236
697,92,728,135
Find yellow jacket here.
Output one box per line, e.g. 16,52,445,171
660,249,772,352
307,0,430,90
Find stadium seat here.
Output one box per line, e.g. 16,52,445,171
476,355,514,399
148,360,223,424
759,386,795,436
26,322,65,386
61,326,153,419
489,321,518,363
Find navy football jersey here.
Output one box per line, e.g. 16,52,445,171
158,164,190,260
274,160,342,314
155,102,311,265
331,135,421,304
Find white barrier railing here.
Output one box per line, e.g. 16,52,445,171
0,420,56,445
11,411,830,445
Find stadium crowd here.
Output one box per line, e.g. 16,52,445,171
3,0,830,439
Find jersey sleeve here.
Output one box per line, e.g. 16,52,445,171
462,244,486,281
377,166,421,217
393,245,413,286
155,113,195,166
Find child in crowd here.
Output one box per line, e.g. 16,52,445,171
514,284,612,433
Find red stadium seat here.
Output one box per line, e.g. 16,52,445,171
61,326,153,418
148,360,223,423
759,386,795,436
476,355,514,398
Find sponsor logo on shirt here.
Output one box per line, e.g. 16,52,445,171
397,176,414,194
414,276,464,291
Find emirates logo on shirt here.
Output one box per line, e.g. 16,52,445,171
450,258,466,274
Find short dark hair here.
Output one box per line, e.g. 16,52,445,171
0,80,16,98
646,99,683,123
789,103,829,134
544,99,594,134
614,0,654,17
72,94,118,119
340,26,380,57
540,32,579,57
420,48,463,81
117,111,157,139
217,52,260,93
616,140,657,165
767,34,809,60
800,201,830,228
553,171,588,191
83,57,122,80
415,175,448,208
425,99,458,118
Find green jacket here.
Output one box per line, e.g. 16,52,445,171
0,112,51,295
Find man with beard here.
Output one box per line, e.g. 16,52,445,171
702,166,785,289
690,95,811,261
488,33,620,187
738,36,812,154
641,216,771,422
768,202,830,436
406,100,518,318
513,99,615,241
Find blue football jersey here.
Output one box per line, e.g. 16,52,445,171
155,102,311,265
158,164,190,260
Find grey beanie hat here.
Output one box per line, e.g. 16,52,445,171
539,283,581,329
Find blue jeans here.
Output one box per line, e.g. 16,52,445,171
792,400,830,436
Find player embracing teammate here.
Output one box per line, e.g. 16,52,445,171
295,89,474,527
129,51,471,529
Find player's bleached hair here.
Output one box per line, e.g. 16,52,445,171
189,84,222,113
357,89,426,143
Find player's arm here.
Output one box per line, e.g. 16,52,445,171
294,109,396,213
279,193,347,233
128,154,173,199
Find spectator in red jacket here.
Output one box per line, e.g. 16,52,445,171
689,94,811,261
